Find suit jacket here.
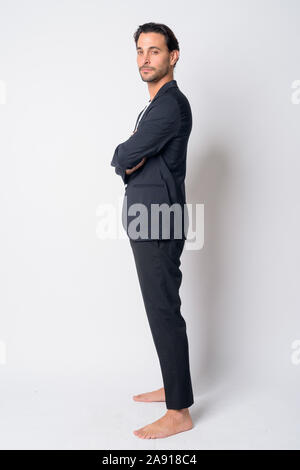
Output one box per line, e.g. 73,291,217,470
111,79,192,241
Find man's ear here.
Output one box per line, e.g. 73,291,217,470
171,50,179,67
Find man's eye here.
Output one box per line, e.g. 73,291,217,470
137,51,158,54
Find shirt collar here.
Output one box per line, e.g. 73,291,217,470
150,79,178,104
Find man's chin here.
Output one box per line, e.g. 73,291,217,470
140,75,157,83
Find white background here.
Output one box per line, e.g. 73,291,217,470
0,0,299,449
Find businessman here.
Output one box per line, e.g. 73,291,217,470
111,22,194,439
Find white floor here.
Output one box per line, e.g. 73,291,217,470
0,370,299,450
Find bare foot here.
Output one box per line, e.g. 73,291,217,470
133,387,165,402
133,409,193,439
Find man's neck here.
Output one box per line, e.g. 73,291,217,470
148,76,174,101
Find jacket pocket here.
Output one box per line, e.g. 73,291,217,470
132,183,164,187
127,181,171,207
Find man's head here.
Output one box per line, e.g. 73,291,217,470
133,22,180,83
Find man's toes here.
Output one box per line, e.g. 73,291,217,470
133,394,146,401
141,427,153,439
141,429,151,439
134,426,146,438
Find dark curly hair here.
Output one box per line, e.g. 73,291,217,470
133,22,180,68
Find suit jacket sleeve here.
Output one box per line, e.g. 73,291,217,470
110,96,180,178
112,160,128,184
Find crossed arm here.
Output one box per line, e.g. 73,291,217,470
124,131,146,175
110,97,180,184
111,130,146,183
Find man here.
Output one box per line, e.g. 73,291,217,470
111,22,194,439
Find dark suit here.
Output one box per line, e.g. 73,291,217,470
111,79,192,241
110,79,194,410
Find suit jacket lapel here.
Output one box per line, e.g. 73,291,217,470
133,107,146,132
135,79,178,127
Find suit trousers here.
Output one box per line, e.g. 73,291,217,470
129,238,194,410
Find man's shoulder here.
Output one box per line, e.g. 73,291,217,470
163,85,192,122
147,91,181,119
143,83,192,122
154,89,180,108
165,85,192,110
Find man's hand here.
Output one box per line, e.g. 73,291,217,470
125,157,146,175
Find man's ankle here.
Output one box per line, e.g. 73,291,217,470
166,408,189,415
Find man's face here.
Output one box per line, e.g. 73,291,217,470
136,32,177,83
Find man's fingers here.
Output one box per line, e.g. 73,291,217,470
125,157,147,175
